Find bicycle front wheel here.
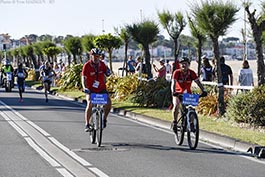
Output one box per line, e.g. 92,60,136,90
95,110,103,147
174,109,185,145
187,112,199,150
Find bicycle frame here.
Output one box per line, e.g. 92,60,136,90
174,93,200,150
89,93,108,147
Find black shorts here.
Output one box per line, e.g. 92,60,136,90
43,80,52,85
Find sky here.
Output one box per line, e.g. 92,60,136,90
0,0,262,40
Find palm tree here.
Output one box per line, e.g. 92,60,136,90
41,41,57,62
191,0,238,116
33,42,44,65
158,10,186,71
63,37,82,64
94,33,122,72
244,1,265,86
24,45,37,68
81,34,96,61
187,15,206,76
81,34,96,54
126,20,159,78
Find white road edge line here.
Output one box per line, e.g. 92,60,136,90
1,100,108,177
89,167,109,177
26,120,51,137
1,111,28,137
24,137,61,167
56,168,74,177
48,137,92,167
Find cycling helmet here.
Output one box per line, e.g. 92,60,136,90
179,57,190,64
90,48,102,55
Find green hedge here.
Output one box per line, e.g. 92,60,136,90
226,85,265,126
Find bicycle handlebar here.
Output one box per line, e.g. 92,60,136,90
173,91,207,98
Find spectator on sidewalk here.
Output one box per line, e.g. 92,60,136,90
165,59,172,74
153,58,166,79
135,56,143,76
237,60,254,87
220,56,233,85
200,57,213,81
127,56,136,75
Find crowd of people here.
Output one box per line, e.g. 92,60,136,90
199,55,254,88
118,54,254,88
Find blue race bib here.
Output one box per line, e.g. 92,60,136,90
182,93,199,106
91,93,108,104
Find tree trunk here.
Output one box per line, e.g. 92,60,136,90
73,54,77,64
122,43,128,76
197,39,202,76
253,32,265,86
67,54,71,66
108,49,113,72
212,37,225,116
30,54,38,69
143,45,152,79
245,5,265,85
173,39,179,71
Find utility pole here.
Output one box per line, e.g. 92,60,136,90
140,9,143,22
243,0,247,61
102,19,105,34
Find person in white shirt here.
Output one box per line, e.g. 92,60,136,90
165,59,172,74
237,60,254,86
135,56,143,75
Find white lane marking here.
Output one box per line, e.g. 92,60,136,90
89,167,109,177
49,137,92,167
56,168,74,177
0,100,108,177
25,137,61,167
1,111,28,137
0,111,11,120
27,120,51,137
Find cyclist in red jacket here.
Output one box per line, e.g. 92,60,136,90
81,48,111,132
171,57,207,132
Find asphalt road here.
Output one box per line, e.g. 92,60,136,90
0,87,265,177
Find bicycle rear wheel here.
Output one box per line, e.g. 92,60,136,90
95,110,103,147
187,112,199,150
174,108,185,145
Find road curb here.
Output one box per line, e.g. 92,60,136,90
111,107,264,158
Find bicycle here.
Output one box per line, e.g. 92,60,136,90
89,92,108,147
173,93,206,150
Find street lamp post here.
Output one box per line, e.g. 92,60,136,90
102,19,105,34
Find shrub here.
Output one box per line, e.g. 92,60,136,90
197,86,231,116
131,78,171,108
26,69,36,81
106,74,139,101
58,64,83,91
226,85,265,126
